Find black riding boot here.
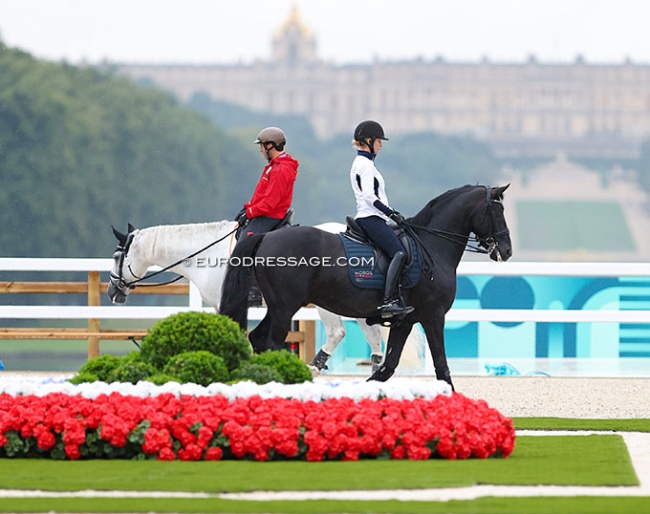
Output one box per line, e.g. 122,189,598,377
379,251,414,318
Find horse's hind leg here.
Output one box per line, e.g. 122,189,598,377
367,322,413,382
263,302,304,352
249,315,273,353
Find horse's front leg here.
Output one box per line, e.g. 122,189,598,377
421,318,454,391
367,321,413,382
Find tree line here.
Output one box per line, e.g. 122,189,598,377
5,40,645,259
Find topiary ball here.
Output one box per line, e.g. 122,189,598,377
140,312,251,372
251,350,313,384
109,358,157,384
75,353,123,382
68,372,99,384
162,350,229,386
231,363,284,385
146,374,182,386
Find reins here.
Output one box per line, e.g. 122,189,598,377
114,226,237,289
400,186,509,276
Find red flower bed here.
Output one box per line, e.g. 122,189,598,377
0,391,514,461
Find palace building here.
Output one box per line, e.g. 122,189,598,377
115,7,650,159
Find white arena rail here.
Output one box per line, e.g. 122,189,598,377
3,258,650,324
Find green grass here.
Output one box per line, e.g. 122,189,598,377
515,418,650,432
0,435,642,513
0,436,636,490
0,435,638,492
1,497,649,514
517,200,635,251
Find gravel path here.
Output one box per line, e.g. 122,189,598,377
452,376,650,419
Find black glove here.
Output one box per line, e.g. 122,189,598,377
233,207,246,222
237,213,248,226
389,211,406,225
234,208,247,225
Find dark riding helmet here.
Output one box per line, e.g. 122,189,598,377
254,126,286,151
354,120,388,143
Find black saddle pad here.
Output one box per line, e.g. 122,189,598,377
337,233,422,289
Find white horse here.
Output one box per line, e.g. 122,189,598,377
107,220,385,374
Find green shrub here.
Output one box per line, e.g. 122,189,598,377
68,372,98,384
162,350,229,386
109,358,157,384
140,312,251,371
231,363,283,385
74,354,123,382
146,374,182,386
251,350,312,384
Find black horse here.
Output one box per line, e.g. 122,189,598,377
220,184,512,390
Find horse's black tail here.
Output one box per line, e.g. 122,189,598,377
219,233,266,331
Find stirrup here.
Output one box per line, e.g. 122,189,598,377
379,299,414,319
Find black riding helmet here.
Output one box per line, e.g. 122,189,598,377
354,120,388,154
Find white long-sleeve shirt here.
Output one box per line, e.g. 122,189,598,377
350,152,393,220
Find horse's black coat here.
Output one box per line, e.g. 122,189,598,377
220,185,512,389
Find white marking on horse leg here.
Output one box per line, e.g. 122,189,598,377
316,307,346,355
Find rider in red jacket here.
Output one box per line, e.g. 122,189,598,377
234,127,299,306
244,151,299,220
235,127,299,239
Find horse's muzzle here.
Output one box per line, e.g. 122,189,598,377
107,281,128,304
491,243,512,262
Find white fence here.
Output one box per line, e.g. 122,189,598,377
3,258,650,324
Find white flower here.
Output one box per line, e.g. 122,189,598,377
0,375,451,401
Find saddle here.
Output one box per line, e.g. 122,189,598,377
278,208,295,228
338,216,422,290
236,208,295,240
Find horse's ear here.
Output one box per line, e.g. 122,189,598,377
127,223,135,233
492,184,510,198
111,225,127,245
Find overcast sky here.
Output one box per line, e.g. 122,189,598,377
1,0,648,65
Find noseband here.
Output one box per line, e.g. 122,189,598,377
476,186,510,259
109,232,139,295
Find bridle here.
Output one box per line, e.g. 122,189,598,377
402,186,510,276
109,226,237,296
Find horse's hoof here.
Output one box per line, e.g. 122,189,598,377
367,365,394,382
370,354,383,375
307,365,321,378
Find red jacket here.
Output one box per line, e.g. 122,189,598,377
245,153,299,219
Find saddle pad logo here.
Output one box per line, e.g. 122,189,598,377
354,269,374,281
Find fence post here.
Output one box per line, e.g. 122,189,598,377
87,271,101,359
300,319,316,363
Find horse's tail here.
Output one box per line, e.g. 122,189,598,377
219,233,266,330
